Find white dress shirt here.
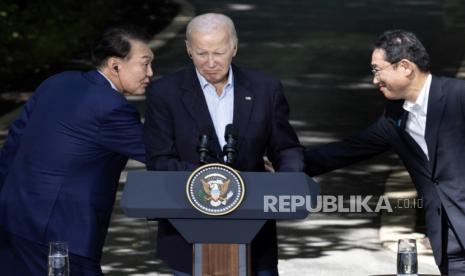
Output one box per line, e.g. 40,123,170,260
403,74,432,160
196,67,234,149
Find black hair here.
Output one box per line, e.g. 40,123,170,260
91,26,149,68
373,30,430,72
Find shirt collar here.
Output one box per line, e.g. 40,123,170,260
195,66,234,92
97,70,119,92
403,74,432,115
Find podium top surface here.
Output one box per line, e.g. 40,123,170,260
121,171,319,220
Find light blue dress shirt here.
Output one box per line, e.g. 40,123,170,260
195,67,234,150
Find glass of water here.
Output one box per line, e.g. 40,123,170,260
397,238,418,276
48,241,70,276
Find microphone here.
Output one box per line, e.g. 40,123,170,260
197,127,211,165
223,124,238,166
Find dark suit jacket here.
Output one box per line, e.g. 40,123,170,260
144,64,304,273
0,70,145,261
305,75,465,265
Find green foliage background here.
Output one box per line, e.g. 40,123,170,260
0,0,178,93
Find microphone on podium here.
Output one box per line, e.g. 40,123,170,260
197,127,211,165
223,124,238,166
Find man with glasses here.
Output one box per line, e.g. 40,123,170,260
305,29,465,275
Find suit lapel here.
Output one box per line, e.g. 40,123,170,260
232,65,254,151
386,76,446,173
425,75,447,171
385,100,430,167
399,128,430,166
180,66,222,154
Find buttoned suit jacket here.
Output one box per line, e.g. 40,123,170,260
305,75,465,265
144,64,304,273
0,70,145,261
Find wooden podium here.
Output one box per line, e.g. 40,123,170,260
121,170,319,275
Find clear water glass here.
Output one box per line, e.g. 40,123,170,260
397,238,418,276
48,241,70,276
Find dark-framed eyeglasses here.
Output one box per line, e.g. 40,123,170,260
371,61,399,77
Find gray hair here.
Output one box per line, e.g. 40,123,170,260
186,13,238,47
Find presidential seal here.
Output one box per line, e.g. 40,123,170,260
186,163,245,216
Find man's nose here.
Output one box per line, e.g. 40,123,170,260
207,56,216,67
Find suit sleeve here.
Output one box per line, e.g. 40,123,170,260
144,88,197,171
304,117,392,176
461,82,465,121
0,91,39,189
98,102,145,163
267,81,304,172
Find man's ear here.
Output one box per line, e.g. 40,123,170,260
232,41,238,57
399,59,413,76
185,40,192,58
107,57,121,76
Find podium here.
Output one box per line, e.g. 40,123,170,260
121,169,319,275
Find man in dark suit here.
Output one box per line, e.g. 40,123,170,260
144,13,303,276
305,29,465,275
0,26,153,275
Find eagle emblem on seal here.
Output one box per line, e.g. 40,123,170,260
186,163,245,216
201,178,234,207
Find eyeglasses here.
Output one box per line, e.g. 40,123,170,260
371,61,399,77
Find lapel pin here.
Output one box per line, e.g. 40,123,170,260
245,96,252,101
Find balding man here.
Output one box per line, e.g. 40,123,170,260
144,13,303,276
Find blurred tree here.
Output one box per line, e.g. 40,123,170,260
0,0,114,92
0,0,178,93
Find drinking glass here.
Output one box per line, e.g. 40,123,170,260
48,241,70,276
397,238,418,276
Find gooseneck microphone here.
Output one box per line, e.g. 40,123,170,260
223,124,238,166
197,127,211,165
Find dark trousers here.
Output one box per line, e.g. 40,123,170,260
0,227,103,276
439,220,465,276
